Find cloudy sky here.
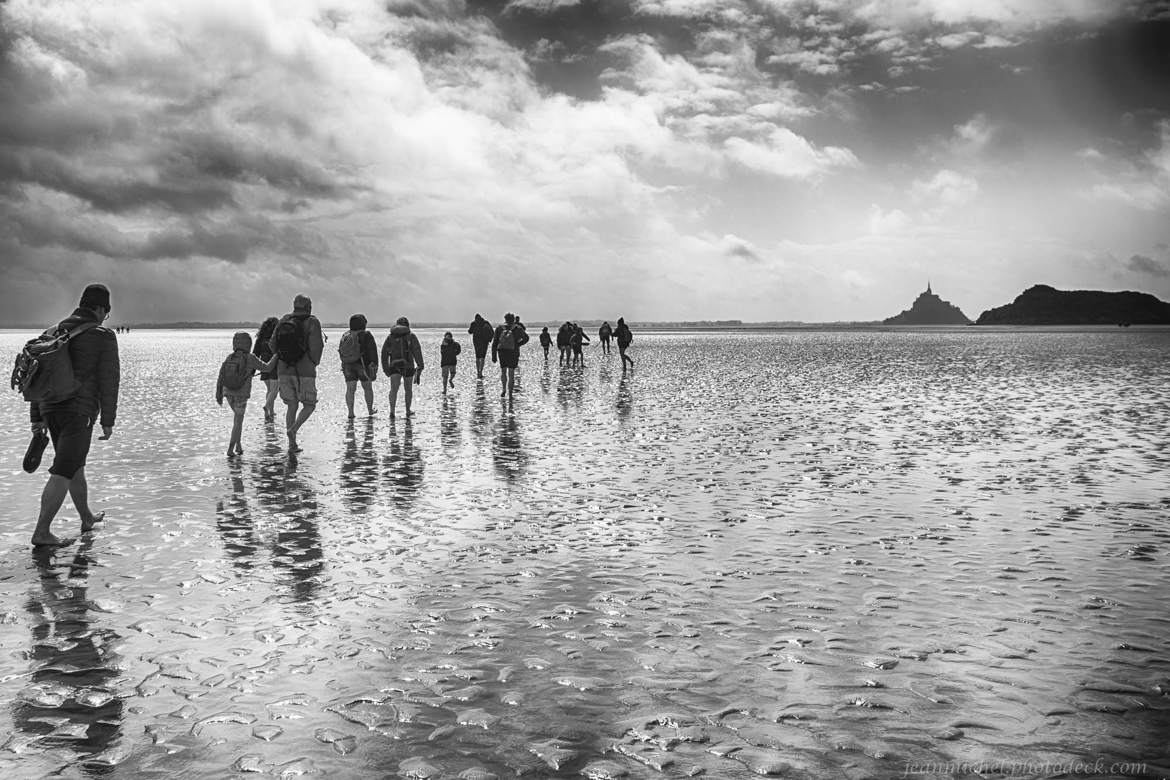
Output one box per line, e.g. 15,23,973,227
2,0,1169,324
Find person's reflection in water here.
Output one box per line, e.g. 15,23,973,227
255,455,324,614
492,401,527,485
556,363,584,411
216,460,258,572
540,359,552,395
14,540,124,766
469,381,492,444
616,374,634,425
439,394,462,453
340,418,377,512
384,418,424,510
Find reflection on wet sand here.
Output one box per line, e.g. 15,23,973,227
469,381,493,442
215,461,257,572
384,418,424,509
439,394,461,452
615,374,633,423
492,401,526,485
254,456,324,611
339,418,377,512
13,540,124,770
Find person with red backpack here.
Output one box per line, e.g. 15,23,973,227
339,313,378,419
491,312,529,398
27,283,120,547
269,294,325,453
216,331,278,458
380,316,424,418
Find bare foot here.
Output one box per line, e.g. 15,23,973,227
81,511,105,533
31,532,65,547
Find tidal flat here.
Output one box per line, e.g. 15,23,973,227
1,328,1168,779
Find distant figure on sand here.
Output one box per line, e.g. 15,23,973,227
440,331,461,394
539,326,552,359
217,331,277,458
468,313,494,379
28,283,120,547
598,321,612,354
382,317,424,417
615,317,634,371
339,314,378,418
492,312,529,397
271,294,324,453
556,322,572,366
253,317,280,421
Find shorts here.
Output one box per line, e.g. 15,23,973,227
473,343,490,360
441,364,456,374
387,365,415,378
497,349,519,369
44,411,94,480
225,395,249,414
342,362,373,382
278,374,318,405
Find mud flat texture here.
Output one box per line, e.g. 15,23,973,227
1,328,1168,779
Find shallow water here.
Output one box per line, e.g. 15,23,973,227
1,327,1168,779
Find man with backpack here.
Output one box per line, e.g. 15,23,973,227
467,313,494,380
380,316,424,418
491,312,529,398
615,316,634,371
338,313,378,419
27,283,120,547
269,294,325,453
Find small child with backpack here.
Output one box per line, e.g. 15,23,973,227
216,331,277,458
440,332,461,394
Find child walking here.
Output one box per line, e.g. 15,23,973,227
216,331,277,458
440,331,461,394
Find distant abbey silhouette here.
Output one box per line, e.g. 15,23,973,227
884,282,972,325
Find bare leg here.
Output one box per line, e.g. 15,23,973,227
476,357,485,379
70,468,105,532
361,380,375,414
264,380,278,419
389,373,402,417
32,474,71,545
229,410,245,456
404,377,414,416
507,367,516,397
285,400,300,451
500,365,508,396
345,380,357,418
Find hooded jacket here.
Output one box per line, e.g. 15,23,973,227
28,307,120,428
270,310,325,378
468,317,494,348
381,323,424,374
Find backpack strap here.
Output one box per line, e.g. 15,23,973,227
52,320,98,345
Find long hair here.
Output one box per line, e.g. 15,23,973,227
255,316,279,345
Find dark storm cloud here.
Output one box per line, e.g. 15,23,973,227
1128,253,1170,278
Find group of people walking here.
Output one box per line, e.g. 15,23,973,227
20,285,636,547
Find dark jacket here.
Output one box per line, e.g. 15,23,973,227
599,323,612,340
615,322,633,347
539,330,552,347
491,322,529,360
270,312,325,378
381,324,424,374
468,318,494,348
440,340,462,366
359,330,378,369
29,307,120,428
253,332,276,380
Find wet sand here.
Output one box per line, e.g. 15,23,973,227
1,328,1168,778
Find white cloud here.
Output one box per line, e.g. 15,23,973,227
724,128,859,179
911,169,980,211
868,205,913,235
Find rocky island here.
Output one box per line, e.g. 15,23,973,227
976,285,1170,325
883,283,972,325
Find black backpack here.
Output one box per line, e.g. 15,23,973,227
218,351,251,391
274,317,307,365
385,332,409,370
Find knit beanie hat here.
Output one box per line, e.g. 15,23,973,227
79,283,111,311
349,314,367,330
232,331,252,351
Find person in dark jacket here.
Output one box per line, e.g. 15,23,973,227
269,294,325,453
253,316,280,421
440,331,462,394
339,313,378,419
467,313,494,379
491,312,529,398
538,326,552,359
598,321,612,354
556,322,572,366
615,317,634,371
29,283,120,547
569,323,590,367
381,316,425,417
